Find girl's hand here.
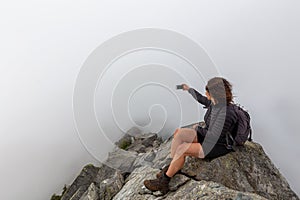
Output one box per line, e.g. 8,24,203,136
182,84,190,91
192,123,199,130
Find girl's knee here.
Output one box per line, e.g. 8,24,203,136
175,143,189,154
174,128,180,137
175,128,189,140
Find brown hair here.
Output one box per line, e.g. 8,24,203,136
205,77,235,105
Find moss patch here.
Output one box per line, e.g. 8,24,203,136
118,140,132,150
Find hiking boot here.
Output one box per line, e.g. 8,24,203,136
156,164,170,179
144,171,171,194
156,164,182,179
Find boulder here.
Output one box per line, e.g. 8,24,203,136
112,165,267,200
61,164,100,200
103,147,138,175
60,164,124,200
53,127,299,200
126,132,162,153
181,141,299,200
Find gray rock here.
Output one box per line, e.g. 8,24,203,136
127,143,147,153
163,179,267,200
60,163,124,200
168,174,190,191
79,183,99,200
126,127,142,137
115,133,134,150
97,168,124,200
139,133,159,147
112,165,267,200
54,127,299,200
61,164,100,200
112,165,157,200
180,141,299,200
126,133,162,153
69,187,87,200
115,130,162,154
131,150,156,170
103,147,138,174
151,137,172,169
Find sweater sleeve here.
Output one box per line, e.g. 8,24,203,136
196,107,237,144
188,88,211,108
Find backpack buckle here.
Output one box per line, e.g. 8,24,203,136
225,144,236,152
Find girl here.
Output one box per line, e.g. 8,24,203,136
144,77,238,194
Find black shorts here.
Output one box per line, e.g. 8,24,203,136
203,143,233,159
197,131,233,159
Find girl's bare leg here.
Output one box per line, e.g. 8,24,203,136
167,133,205,177
170,128,199,158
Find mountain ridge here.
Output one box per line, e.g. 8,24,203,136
51,126,299,200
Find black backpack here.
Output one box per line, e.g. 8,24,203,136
225,103,253,150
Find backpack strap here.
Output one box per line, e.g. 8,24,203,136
248,128,253,142
224,103,239,151
225,131,236,152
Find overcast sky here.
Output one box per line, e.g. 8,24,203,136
0,1,299,199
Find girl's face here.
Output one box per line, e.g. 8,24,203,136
205,90,211,100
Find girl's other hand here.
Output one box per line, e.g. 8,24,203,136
192,123,199,130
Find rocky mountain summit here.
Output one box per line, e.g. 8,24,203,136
51,126,299,200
